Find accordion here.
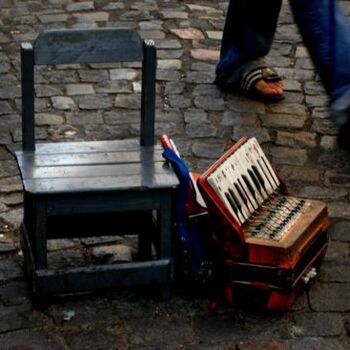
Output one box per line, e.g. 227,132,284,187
198,137,329,310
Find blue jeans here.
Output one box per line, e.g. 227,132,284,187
216,0,350,126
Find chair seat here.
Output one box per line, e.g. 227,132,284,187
15,139,179,195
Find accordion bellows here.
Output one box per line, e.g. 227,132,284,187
198,137,329,310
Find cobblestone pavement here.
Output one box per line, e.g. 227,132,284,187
0,0,349,349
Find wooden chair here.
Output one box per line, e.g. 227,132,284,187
15,28,179,299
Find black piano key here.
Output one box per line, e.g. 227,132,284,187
237,178,257,209
257,159,275,192
252,165,268,195
248,168,266,198
261,156,279,188
234,183,249,210
228,188,244,219
224,191,241,222
242,174,259,203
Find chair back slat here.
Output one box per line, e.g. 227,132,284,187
21,28,155,151
34,28,144,65
21,44,35,151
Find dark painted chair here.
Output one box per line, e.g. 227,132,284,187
15,28,179,299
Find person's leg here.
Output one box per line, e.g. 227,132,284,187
290,0,350,150
216,0,283,91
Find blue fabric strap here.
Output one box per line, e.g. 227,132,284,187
162,148,203,271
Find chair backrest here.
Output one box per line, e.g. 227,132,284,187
20,28,156,151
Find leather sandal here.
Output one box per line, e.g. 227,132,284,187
216,66,284,103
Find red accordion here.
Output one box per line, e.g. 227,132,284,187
198,137,329,311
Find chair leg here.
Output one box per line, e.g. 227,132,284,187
33,200,48,269
137,211,154,260
158,191,173,299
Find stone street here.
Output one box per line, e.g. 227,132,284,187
0,0,349,349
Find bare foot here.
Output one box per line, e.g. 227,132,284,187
255,80,284,97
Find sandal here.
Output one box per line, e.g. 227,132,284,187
216,66,284,103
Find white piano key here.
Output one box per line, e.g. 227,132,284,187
244,139,274,196
223,157,255,216
221,163,250,221
250,138,280,189
208,172,243,224
235,147,266,204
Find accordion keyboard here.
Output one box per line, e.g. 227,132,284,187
207,138,309,241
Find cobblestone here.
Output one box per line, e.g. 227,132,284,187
0,0,349,349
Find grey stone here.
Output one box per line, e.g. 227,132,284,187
66,83,95,95
262,113,307,129
104,110,140,125
0,306,34,333
185,123,217,138
51,96,75,110
35,84,63,97
65,328,129,350
328,202,350,219
47,249,86,269
95,81,132,94
79,69,109,82
114,94,141,109
311,119,338,135
276,131,317,148
319,260,350,282
0,101,14,115
269,146,308,165
80,235,123,246
185,71,215,84
0,62,11,73
66,1,94,11
194,96,224,111
0,208,23,229
309,283,350,311
91,244,134,263
279,165,321,183
0,160,19,177
0,329,64,349
164,82,185,95
76,95,112,110
0,192,23,206
0,85,21,99
332,221,350,242
184,109,208,124
65,111,103,125
38,13,69,23
168,94,192,109
110,68,138,81
293,312,344,337
0,260,23,282
47,239,76,252
36,113,65,125
0,282,29,306
156,69,181,81
158,49,183,59
0,176,23,193
221,111,259,127
291,338,345,350
157,59,181,70
266,103,308,116
192,141,225,159
233,126,271,144
73,11,109,22
0,241,16,253
295,186,347,201
0,130,11,144
193,84,222,97
155,39,182,49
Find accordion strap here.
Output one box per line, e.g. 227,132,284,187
162,148,204,271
